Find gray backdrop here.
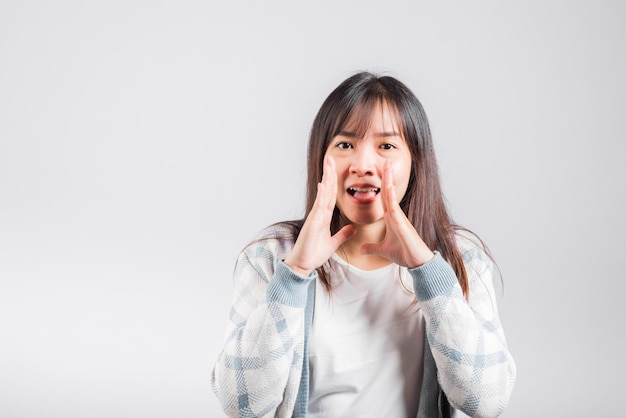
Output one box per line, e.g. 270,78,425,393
1,1,624,417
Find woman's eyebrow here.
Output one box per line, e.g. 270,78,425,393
336,130,359,138
375,131,401,138
337,130,401,138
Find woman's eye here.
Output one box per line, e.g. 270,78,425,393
336,142,352,149
380,143,395,150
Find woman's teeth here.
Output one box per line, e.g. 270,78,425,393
348,187,380,196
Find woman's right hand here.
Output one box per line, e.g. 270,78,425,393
284,156,356,277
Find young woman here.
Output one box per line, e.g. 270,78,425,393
211,72,516,417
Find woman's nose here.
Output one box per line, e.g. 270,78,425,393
350,147,376,176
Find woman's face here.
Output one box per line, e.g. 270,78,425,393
325,102,413,226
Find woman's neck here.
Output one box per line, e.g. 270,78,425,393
337,220,391,270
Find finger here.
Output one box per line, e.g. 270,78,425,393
315,158,328,224
385,160,402,215
309,182,327,223
320,155,329,186
331,224,356,249
380,160,388,212
311,156,335,227
381,159,393,213
324,156,337,212
360,242,384,257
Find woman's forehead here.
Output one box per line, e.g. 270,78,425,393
341,100,403,136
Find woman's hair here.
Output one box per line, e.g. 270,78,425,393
273,71,488,296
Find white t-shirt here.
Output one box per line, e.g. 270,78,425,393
307,253,425,417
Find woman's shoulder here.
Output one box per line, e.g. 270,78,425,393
453,228,493,275
239,221,301,267
255,221,301,242
453,229,501,314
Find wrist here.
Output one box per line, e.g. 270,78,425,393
283,258,313,277
408,250,435,269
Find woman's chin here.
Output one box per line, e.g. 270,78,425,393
342,212,384,227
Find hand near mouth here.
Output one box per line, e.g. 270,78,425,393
360,160,435,269
284,156,357,277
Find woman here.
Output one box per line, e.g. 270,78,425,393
212,72,516,417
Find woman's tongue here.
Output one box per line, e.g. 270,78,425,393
349,187,379,200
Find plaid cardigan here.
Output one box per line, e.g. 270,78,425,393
212,225,516,417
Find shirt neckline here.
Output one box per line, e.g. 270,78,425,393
330,252,399,276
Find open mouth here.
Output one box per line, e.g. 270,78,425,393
348,187,381,195
348,187,381,200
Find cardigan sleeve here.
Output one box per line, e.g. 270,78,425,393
410,234,516,418
211,229,314,417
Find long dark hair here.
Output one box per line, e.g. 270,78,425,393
274,71,487,296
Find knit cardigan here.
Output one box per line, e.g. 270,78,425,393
212,225,516,417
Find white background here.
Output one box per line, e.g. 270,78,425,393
1,1,624,416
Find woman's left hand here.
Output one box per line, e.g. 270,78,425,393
360,160,435,269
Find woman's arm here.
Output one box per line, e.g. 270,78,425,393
213,157,354,417
410,235,516,418
211,233,314,417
